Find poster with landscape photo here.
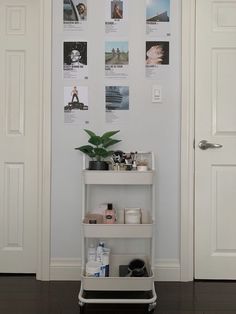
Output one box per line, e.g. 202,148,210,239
105,41,129,78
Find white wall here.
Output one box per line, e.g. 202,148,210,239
51,0,181,280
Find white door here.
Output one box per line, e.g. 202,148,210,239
195,0,236,279
0,0,40,273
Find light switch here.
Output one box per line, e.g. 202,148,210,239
152,86,162,103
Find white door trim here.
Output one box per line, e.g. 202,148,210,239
180,0,196,281
36,0,52,281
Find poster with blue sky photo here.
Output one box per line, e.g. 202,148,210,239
146,0,171,36
146,0,170,21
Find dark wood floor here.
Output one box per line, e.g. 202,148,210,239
0,275,236,313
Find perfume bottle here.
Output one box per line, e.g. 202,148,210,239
104,203,116,224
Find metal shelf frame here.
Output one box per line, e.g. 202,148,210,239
78,152,157,312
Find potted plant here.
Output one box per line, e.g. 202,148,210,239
75,129,121,170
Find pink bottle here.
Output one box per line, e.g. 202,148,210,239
104,203,116,224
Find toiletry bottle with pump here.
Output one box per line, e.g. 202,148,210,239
105,203,116,224
96,241,105,276
96,241,104,263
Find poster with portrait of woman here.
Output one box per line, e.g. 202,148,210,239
63,0,87,31
63,41,88,80
146,0,171,36
105,0,128,35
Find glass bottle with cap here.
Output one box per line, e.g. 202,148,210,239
104,203,116,224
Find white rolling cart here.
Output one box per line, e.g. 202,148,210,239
78,152,157,313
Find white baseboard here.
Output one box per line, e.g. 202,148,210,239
154,259,180,281
50,258,81,281
50,258,180,281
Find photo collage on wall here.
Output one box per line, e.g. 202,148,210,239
105,0,130,123
62,0,172,124
145,0,170,79
63,0,89,124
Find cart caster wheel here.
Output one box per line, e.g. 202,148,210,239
147,302,156,313
78,301,85,314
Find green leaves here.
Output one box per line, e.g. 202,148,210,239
75,145,95,158
103,138,121,148
75,129,121,161
93,148,107,161
88,136,102,146
84,129,96,137
101,130,120,139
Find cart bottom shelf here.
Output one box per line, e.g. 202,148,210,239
78,288,157,313
82,289,154,300
78,284,157,304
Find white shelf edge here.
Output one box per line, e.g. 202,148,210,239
82,223,153,238
83,170,154,185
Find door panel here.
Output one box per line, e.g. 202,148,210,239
212,49,236,134
212,166,236,251
195,0,236,279
3,163,24,251
213,2,236,30
0,0,40,273
5,50,25,135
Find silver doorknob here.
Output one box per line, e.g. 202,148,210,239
198,140,223,150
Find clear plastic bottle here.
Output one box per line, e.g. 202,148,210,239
104,203,116,224
87,242,96,262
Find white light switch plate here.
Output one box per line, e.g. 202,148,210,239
152,85,162,103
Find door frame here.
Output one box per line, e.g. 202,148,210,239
180,0,196,281
36,0,52,280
